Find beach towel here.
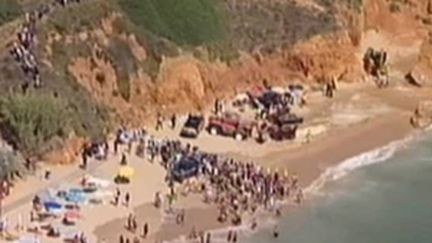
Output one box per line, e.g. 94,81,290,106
86,176,111,188
65,189,86,203
16,235,41,243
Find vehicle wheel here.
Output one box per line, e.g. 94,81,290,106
234,133,244,141
209,126,219,135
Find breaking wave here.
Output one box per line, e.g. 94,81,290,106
305,132,422,194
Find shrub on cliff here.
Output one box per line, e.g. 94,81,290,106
0,149,25,181
118,0,225,46
0,0,22,26
106,37,137,101
0,93,73,156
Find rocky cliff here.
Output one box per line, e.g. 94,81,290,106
0,0,431,161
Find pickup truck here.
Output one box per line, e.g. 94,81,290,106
207,112,256,141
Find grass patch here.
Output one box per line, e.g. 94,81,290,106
40,68,110,144
118,0,225,46
0,148,25,181
50,40,93,71
206,42,239,64
344,0,363,12
46,0,113,35
0,93,72,156
0,0,22,26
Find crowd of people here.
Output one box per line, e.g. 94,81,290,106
102,124,303,243
8,0,84,92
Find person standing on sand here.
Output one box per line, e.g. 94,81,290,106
206,232,211,243
171,114,176,130
132,215,138,232
81,148,88,170
114,188,121,206
227,230,232,242
125,192,131,207
126,213,132,230
296,188,304,204
114,138,119,154
251,218,257,230
127,140,132,154
199,232,205,243
44,169,51,180
120,235,125,243
142,222,149,238
232,231,237,243
120,153,128,165
156,113,163,131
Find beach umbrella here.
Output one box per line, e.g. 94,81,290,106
118,166,134,178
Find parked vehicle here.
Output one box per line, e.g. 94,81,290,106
171,156,202,183
207,112,256,140
268,111,304,126
180,114,205,138
268,123,298,141
267,111,303,141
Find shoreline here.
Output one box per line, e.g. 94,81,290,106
93,110,418,243
2,83,431,243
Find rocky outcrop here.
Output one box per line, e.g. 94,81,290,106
411,100,432,128
406,64,432,87
42,137,86,164
407,36,432,87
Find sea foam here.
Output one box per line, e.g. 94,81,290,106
305,132,420,195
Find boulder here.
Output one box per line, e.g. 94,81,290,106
411,100,432,129
406,64,432,87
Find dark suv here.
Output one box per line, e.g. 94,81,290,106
180,114,205,138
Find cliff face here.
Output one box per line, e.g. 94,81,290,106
44,0,367,126
1,0,432,161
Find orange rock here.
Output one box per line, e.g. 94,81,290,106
42,137,85,164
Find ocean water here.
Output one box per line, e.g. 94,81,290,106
246,132,432,243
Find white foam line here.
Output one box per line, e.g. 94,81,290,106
305,131,424,195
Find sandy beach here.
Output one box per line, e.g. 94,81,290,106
1,82,431,243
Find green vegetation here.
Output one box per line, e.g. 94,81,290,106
106,37,137,101
50,40,93,70
206,42,239,64
0,93,72,156
118,0,225,46
47,0,113,34
0,0,22,26
318,0,362,12
345,0,363,11
0,92,109,156
0,149,25,181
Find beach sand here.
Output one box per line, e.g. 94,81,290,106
2,83,432,243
